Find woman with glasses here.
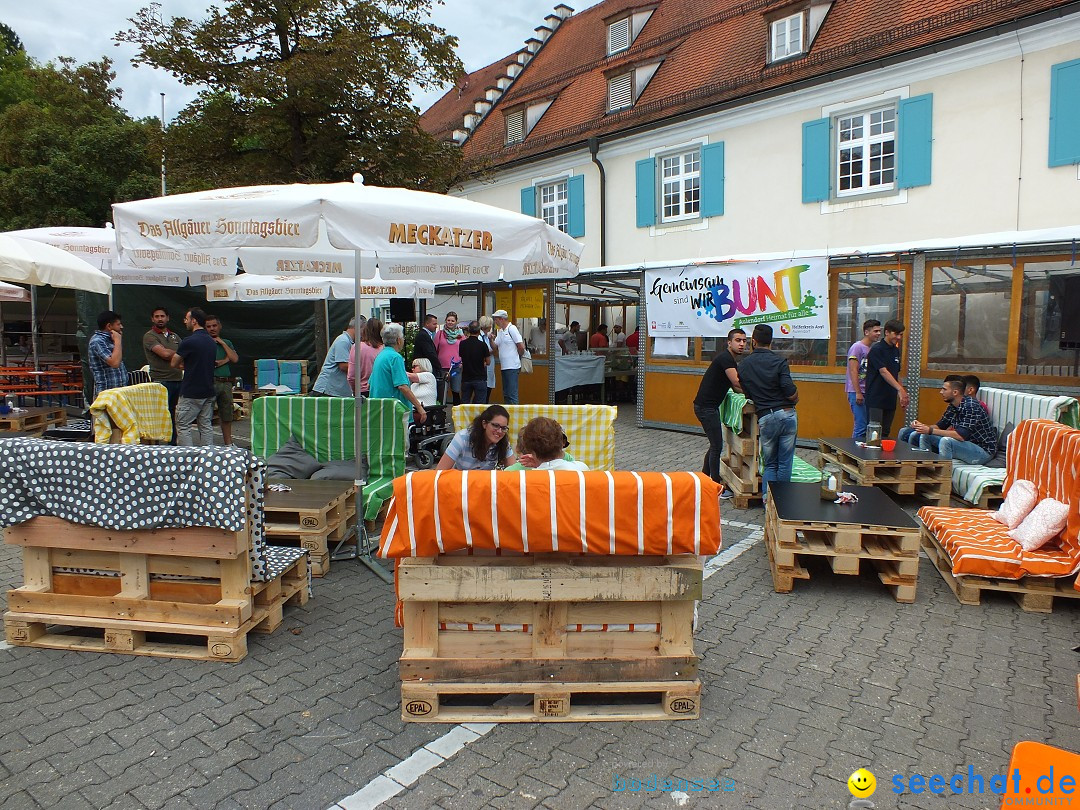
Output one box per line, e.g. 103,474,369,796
407,357,439,408
436,404,516,470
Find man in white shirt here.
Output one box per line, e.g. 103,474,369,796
612,325,627,348
528,318,548,355
492,309,524,404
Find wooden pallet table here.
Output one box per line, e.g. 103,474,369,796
263,479,358,576
765,481,922,603
0,406,66,435
397,554,703,722
3,516,309,661
818,437,952,506
920,528,1080,613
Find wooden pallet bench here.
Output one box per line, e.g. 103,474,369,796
0,406,66,434
718,402,760,498
397,554,703,723
401,680,701,723
818,438,951,506
921,528,1080,613
263,480,358,576
765,485,922,603
3,516,309,661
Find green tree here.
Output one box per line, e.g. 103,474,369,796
0,21,23,54
117,0,473,192
0,56,160,229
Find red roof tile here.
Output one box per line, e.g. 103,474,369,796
421,0,1077,167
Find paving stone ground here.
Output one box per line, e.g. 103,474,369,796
1,405,1078,810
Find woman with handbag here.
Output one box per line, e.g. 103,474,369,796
434,311,464,405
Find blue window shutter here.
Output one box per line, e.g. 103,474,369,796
635,158,656,228
567,175,585,237
700,142,725,218
520,186,536,217
898,94,933,188
1049,58,1080,167
801,118,831,203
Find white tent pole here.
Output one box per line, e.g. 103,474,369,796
0,301,6,366
30,286,39,371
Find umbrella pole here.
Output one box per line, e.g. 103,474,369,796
0,302,6,367
30,286,39,371
350,250,391,582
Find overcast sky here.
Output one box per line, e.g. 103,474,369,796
4,0,603,121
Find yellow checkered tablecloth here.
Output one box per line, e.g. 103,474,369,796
451,404,617,471
90,383,172,444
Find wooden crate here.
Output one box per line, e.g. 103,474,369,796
397,554,703,723
921,528,1080,613
263,480,358,577
765,498,921,603
2,516,309,661
818,440,952,506
0,406,66,434
265,509,357,577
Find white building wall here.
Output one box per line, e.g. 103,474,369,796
457,16,1080,267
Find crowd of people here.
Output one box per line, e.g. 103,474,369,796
694,316,998,499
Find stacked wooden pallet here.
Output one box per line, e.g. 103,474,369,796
263,480,358,577
3,517,309,661
921,529,1080,613
817,439,951,506
231,389,267,420
718,401,761,508
397,554,703,723
0,406,66,436
765,497,921,603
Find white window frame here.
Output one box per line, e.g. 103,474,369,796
834,104,897,198
505,109,524,144
608,73,634,112
608,17,631,55
769,12,805,62
658,146,702,224
537,178,569,233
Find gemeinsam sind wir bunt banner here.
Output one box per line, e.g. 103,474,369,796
645,258,830,338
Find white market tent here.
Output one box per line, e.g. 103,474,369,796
204,273,435,302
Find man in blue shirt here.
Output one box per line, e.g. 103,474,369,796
170,308,217,446
901,378,998,464
88,310,127,399
369,323,427,423
312,317,357,397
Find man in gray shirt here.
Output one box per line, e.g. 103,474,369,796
143,306,182,443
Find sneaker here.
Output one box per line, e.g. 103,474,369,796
719,488,735,500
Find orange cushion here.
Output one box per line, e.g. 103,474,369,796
377,470,723,558
919,506,1080,579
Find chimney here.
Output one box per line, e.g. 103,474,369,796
534,25,553,41
452,129,468,143
553,4,574,20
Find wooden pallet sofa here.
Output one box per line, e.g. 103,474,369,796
250,395,409,523
0,439,309,660
451,404,618,471
378,469,723,723
950,387,1078,508
918,419,1080,612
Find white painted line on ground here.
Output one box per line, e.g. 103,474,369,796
0,641,12,651
330,526,763,809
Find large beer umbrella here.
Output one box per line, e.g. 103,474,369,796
204,273,436,302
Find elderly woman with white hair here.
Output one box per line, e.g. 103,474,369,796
368,322,427,423
407,357,439,408
478,315,496,403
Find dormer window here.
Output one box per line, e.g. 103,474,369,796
769,11,805,62
505,110,524,144
608,73,633,112
608,17,630,55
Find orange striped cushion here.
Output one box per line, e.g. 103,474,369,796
377,470,723,558
920,506,1080,579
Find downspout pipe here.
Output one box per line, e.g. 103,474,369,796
588,136,606,267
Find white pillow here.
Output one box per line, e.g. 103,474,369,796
1008,498,1070,552
990,479,1039,529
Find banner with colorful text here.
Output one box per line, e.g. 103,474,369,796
645,258,830,338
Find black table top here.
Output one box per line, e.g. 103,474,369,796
768,481,919,529
819,436,943,463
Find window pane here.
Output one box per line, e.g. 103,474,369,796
1017,262,1080,377
834,269,906,364
927,264,1013,372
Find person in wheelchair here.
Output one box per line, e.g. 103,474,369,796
407,358,439,408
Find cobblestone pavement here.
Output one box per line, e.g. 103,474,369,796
1,406,1078,810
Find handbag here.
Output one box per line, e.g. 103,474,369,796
519,348,534,374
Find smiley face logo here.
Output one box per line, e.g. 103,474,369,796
848,768,876,798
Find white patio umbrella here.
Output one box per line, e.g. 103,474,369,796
0,281,29,302
113,177,584,580
3,226,237,286
204,273,435,302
